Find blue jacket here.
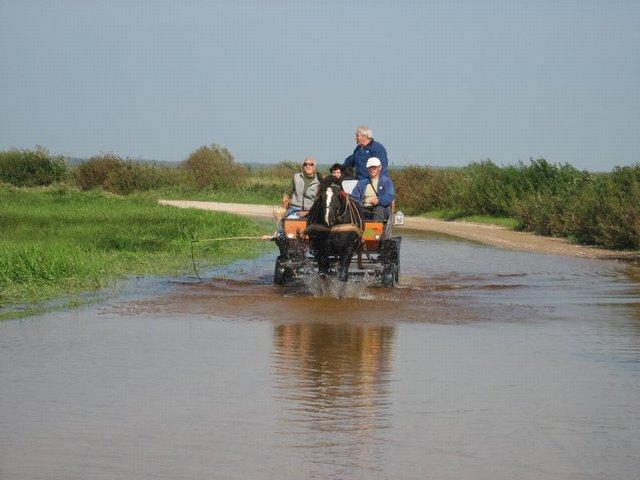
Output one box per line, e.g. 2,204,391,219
351,175,396,207
343,139,389,180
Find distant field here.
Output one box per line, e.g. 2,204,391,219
143,181,283,205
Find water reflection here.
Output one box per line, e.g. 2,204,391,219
272,322,395,476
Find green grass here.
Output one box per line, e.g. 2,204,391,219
418,210,519,228
450,215,519,229
141,181,284,205
0,185,274,312
417,210,461,220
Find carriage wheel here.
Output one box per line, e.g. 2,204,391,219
274,257,293,285
381,263,397,288
379,237,400,287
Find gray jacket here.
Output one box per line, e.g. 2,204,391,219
289,173,320,209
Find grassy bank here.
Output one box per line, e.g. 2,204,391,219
418,211,520,229
0,185,273,313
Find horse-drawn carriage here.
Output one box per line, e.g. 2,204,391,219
273,178,402,287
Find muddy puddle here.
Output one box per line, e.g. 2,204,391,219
1,231,640,479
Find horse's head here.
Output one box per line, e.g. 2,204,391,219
319,180,344,227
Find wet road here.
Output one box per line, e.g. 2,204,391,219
1,231,640,479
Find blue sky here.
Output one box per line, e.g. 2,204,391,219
1,0,639,170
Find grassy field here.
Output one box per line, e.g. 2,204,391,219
0,185,274,315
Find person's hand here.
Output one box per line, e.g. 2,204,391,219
282,195,290,206
369,197,379,206
298,210,309,218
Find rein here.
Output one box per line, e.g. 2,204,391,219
305,187,364,238
305,223,363,236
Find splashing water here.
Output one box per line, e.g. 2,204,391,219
298,270,379,299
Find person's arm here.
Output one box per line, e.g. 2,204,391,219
370,143,389,175
342,153,354,172
377,177,395,207
350,180,364,202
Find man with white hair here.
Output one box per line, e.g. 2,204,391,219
351,157,395,221
342,125,389,180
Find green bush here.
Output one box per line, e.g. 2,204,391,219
253,161,299,182
73,154,180,194
0,147,68,186
390,159,639,249
516,158,584,195
512,191,572,235
241,178,288,203
391,166,460,214
510,160,587,235
72,154,121,190
181,144,247,189
510,164,640,248
567,166,640,249
452,160,521,216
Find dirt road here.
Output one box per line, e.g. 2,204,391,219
158,200,637,260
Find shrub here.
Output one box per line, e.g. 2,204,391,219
391,166,460,214
567,168,640,249
73,154,181,194
254,161,300,182
452,160,520,216
517,158,583,195
72,154,121,190
511,165,640,249
242,178,288,203
512,191,572,235
510,160,588,235
446,158,586,218
0,147,68,186
181,144,247,189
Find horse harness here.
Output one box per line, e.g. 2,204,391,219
305,185,364,238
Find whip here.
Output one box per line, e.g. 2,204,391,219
190,236,272,283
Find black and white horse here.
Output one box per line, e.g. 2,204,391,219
305,177,364,282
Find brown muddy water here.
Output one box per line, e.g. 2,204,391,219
1,230,640,480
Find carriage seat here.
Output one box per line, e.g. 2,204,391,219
362,221,385,250
282,217,308,239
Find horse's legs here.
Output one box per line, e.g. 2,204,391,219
318,259,330,276
314,244,331,296
316,245,331,276
338,246,354,282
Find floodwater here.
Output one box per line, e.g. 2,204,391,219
1,230,640,480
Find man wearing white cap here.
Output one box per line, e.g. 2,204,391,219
350,157,395,221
